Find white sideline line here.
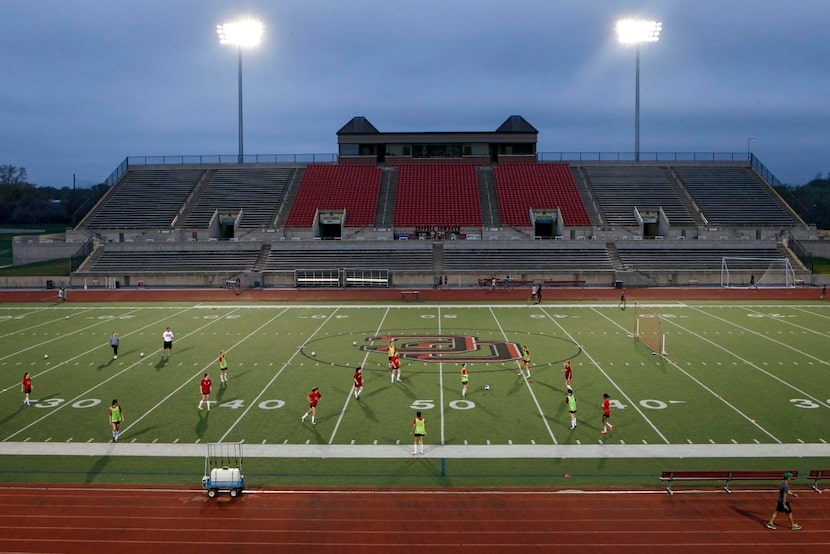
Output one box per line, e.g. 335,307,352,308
438,306,445,446
0,441,827,459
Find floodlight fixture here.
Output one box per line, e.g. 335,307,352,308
616,19,661,44
217,19,264,48
217,18,264,163
616,18,662,161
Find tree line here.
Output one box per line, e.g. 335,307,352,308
0,164,108,226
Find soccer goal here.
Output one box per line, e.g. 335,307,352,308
720,257,796,288
634,305,666,356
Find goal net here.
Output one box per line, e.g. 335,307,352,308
634,305,666,356
720,257,795,288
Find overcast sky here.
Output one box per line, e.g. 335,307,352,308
2,0,828,188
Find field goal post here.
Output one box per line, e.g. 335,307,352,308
720,257,795,288
634,303,666,356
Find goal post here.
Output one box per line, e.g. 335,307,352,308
720,257,795,288
634,304,666,356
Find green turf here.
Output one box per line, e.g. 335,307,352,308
1,300,829,487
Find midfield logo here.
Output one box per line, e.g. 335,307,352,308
363,335,522,363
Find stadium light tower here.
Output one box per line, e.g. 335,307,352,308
217,18,264,163
616,18,661,161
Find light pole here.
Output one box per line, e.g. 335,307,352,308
217,19,263,163
616,19,661,161
747,137,755,158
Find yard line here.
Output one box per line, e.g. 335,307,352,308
488,306,557,445
790,304,830,321
704,306,830,365
742,306,830,339
124,306,266,437
685,306,830,409
438,306,445,446
3,307,226,442
592,307,782,443
0,306,96,339
0,307,142,364
329,307,391,444
0,306,191,396
220,308,336,443
561,308,670,444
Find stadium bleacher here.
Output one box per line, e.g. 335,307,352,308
672,166,797,227
493,163,591,227
183,167,295,228
393,164,482,227
285,165,381,227
83,169,204,229
581,165,697,227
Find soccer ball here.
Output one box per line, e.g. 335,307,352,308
311,352,316,357
43,354,48,359
140,352,145,357
352,341,357,346
65,316,69,319
484,384,490,390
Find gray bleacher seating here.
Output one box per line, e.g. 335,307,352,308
673,166,796,226
184,167,294,228
83,169,204,229
583,166,696,227
616,245,783,270
88,248,260,272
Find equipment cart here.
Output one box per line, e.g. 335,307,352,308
202,442,244,498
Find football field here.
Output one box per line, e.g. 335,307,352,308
1,300,829,486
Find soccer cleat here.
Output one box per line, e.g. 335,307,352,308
608,424,614,431
765,522,776,529
198,406,203,411
600,429,608,434
791,524,801,531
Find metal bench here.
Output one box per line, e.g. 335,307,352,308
659,470,798,494
401,290,420,301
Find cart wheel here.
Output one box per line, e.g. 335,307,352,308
207,489,217,498
230,489,239,498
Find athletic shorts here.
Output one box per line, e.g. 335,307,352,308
163,341,173,349
775,500,792,514
23,388,32,394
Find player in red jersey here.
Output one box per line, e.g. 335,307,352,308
563,360,573,392
21,372,32,406
198,373,212,411
600,393,614,434
353,367,363,400
302,387,322,425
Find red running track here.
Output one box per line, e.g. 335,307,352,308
0,485,827,553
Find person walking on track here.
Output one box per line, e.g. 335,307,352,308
767,472,801,530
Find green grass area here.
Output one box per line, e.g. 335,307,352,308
1,300,828,487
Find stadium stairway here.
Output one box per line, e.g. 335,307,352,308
605,242,625,271
476,167,501,228
570,166,605,227
375,167,398,228
662,167,707,227
172,169,217,228
272,167,305,229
